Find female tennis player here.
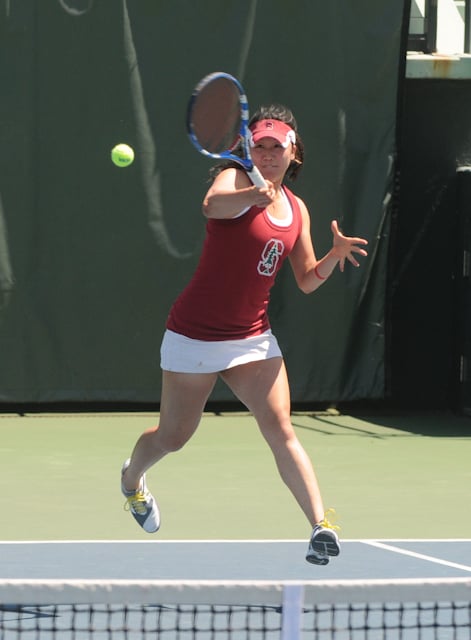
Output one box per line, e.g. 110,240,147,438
121,105,368,565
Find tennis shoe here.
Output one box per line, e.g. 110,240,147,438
306,510,341,565
121,459,160,533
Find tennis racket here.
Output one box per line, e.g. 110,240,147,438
186,72,267,188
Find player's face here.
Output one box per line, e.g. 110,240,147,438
251,137,296,182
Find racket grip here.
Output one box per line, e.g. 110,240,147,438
247,166,267,188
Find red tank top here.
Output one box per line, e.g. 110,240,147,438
166,186,302,340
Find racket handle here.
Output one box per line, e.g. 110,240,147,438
247,166,267,188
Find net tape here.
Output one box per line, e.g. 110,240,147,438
1,578,470,605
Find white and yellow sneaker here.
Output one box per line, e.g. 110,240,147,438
121,459,160,533
306,509,341,565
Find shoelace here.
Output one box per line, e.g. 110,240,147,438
124,491,150,516
318,508,340,531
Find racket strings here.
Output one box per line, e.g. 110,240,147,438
190,78,242,154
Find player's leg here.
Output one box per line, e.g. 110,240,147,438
122,370,218,532
123,370,218,487
220,357,339,563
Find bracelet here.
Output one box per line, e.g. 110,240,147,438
314,265,327,280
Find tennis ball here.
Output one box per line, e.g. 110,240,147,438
111,143,134,168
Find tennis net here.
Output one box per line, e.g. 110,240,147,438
0,578,470,639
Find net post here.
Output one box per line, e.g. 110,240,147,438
280,583,304,640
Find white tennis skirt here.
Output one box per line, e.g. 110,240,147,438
160,329,282,373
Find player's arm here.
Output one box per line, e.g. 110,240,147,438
289,198,368,294
202,168,275,219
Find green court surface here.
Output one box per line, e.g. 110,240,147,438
0,410,470,541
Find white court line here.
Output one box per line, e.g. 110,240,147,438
0,539,470,545
361,540,471,572
0,539,305,545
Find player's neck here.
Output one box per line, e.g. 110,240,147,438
267,187,289,220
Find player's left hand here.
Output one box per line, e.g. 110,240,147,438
331,220,368,272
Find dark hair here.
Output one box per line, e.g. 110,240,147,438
209,103,304,182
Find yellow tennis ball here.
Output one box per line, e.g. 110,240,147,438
111,143,134,168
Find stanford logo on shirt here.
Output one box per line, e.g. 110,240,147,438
258,239,284,276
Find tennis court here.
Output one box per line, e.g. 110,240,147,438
3,538,471,581
0,410,470,638
1,410,470,540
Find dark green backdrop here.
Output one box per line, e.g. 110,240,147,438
0,1,405,405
